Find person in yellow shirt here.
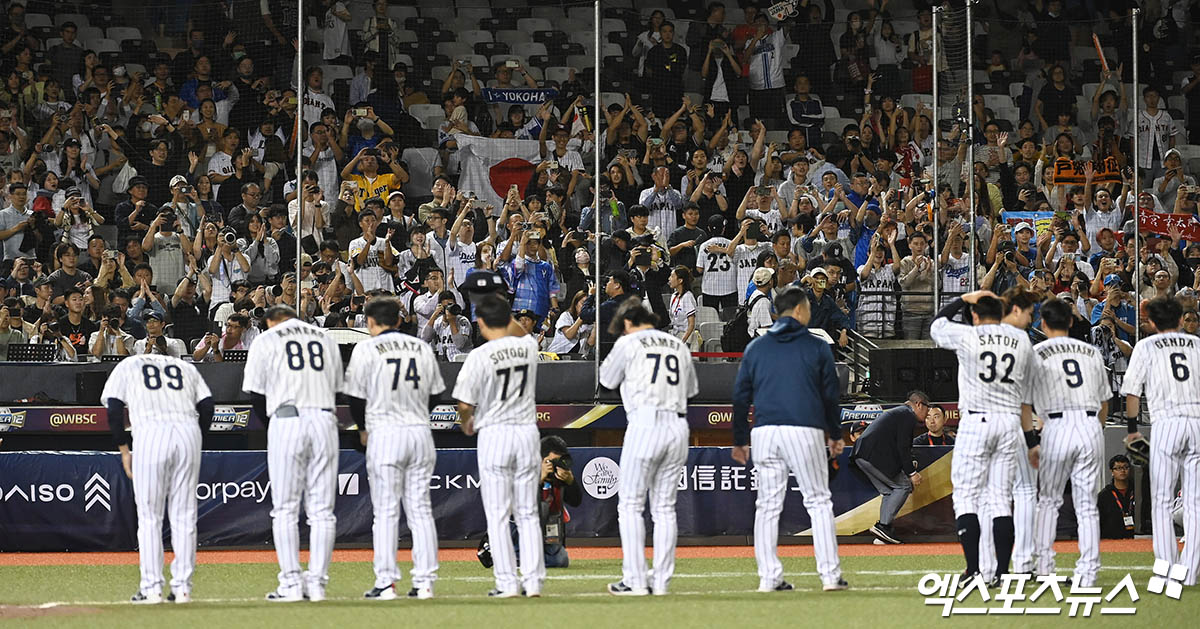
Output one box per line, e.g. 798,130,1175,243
339,144,408,212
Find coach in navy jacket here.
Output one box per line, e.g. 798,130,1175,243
732,289,842,447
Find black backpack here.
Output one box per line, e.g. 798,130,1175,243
721,293,768,352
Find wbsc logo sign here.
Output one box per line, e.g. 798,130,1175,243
581,457,619,500
0,472,110,512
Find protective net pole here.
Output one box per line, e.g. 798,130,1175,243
965,1,976,290
931,6,941,309
1132,7,1141,344
295,0,305,313
593,0,602,394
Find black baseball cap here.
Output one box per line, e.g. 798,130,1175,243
460,270,506,294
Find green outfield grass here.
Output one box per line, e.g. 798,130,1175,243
0,553,1192,627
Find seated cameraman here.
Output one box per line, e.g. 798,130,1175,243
133,310,186,357
534,436,581,568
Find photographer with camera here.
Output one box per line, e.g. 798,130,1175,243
54,188,104,248
160,175,203,238
132,310,185,357
205,226,249,311
29,311,78,361
88,304,133,356
287,170,328,243
142,205,192,291
0,296,31,360
193,312,251,362
535,436,581,567
982,239,1029,295
419,290,471,360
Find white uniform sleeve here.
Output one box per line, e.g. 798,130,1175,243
599,337,628,390
242,335,270,394
342,342,370,399
452,351,481,405
188,362,213,402
930,317,970,350
426,344,446,396
1118,343,1146,397
100,360,129,406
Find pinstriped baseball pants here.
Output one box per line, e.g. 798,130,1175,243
367,426,438,589
132,423,201,596
1149,416,1200,586
267,412,339,594
751,425,842,587
617,415,689,593
477,424,544,594
1033,412,1104,585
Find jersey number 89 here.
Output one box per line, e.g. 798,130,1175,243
142,364,183,390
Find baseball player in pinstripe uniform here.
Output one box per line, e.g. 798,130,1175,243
344,298,445,600
453,295,545,598
1027,299,1111,587
732,286,848,592
599,298,699,596
1121,297,1200,585
243,305,344,602
931,288,1038,582
102,354,213,604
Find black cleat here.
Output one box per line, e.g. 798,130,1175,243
364,584,398,600
869,522,902,544
487,588,521,598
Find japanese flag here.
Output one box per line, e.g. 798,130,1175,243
454,135,541,210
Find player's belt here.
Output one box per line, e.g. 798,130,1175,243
1047,411,1097,419
275,405,335,417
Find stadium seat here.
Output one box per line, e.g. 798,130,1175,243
430,65,453,82
25,13,52,29
982,94,1012,111
422,114,446,131
437,42,474,60
386,6,418,23
77,25,104,44
512,42,548,59
320,64,353,83
90,39,119,54
600,92,625,109
489,54,527,70
409,103,445,121
899,94,933,111
530,8,564,22
401,147,440,202
459,30,494,48
601,18,626,34
544,66,574,84
764,130,790,144
697,322,724,346
418,9,454,26
457,8,493,24
566,6,596,25
696,306,721,327
105,26,141,42
495,30,531,47
822,105,841,120
642,7,674,20
479,17,516,33
516,18,553,33
533,30,568,47
54,13,88,28
475,42,510,58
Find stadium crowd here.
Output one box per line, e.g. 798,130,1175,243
0,0,1198,370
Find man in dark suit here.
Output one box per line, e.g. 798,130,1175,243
851,390,930,544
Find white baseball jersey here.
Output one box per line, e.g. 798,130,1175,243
348,236,396,293
342,329,443,593
343,331,445,429
733,242,771,305
600,329,698,416
100,354,210,598
1119,331,1200,583
1030,336,1112,415
452,335,539,429
244,317,343,598
600,328,698,593
1120,332,1200,420
243,318,343,414
447,239,477,288
931,320,1036,415
698,236,736,296
101,355,212,425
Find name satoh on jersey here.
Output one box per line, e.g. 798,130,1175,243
932,320,1034,415
600,329,698,416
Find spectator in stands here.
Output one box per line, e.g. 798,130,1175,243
747,267,774,338
1098,455,1135,539
244,213,281,284
897,230,935,339
133,310,184,357
699,36,741,122
46,22,84,101
143,209,191,292
545,290,591,356
801,267,849,347
1152,148,1192,205
1182,309,1199,336
321,0,353,65
0,182,34,261
913,404,954,446
784,76,824,149
640,166,684,237
0,296,29,359
1091,274,1137,342
359,0,404,69
226,183,263,238
45,242,92,300
743,13,787,122
857,231,900,338
168,275,209,348
420,290,471,361
508,230,560,327
56,286,96,357
643,21,687,122
1132,85,1179,184
88,304,134,357
725,217,771,305
193,312,252,362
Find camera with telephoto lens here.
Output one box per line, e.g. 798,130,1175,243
44,319,60,336
447,303,462,317
220,228,238,246
251,306,265,319
547,456,573,487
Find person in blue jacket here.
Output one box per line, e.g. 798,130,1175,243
730,285,848,592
